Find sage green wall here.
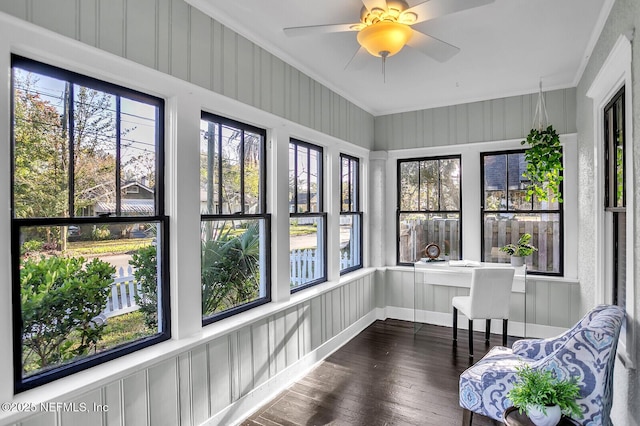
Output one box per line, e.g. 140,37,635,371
576,0,640,424
0,0,374,150
374,87,577,150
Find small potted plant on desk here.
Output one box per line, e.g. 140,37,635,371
499,233,537,267
506,364,582,426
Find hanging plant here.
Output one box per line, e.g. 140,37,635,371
521,125,563,203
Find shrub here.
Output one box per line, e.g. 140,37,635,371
21,240,43,255
130,245,158,331
21,256,115,374
92,225,111,240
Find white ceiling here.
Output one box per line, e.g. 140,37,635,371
186,0,612,116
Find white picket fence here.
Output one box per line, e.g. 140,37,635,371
102,266,141,318
290,248,353,287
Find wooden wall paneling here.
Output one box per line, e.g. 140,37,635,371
310,296,323,350
447,105,457,145
323,292,333,342
125,0,157,69
97,0,125,57
16,410,56,426
237,326,254,398
455,103,468,145
490,98,506,141
190,345,211,424
509,292,525,323
267,314,277,378
545,89,568,134
284,307,300,366
331,288,343,335
432,107,449,146
432,285,453,314
251,318,271,389
504,96,523,140
30,0,76,40
103,381,123,425
188,7,212,90
564,88,577,136
270,57,286,118
273,311,287,374
299,302,312,357
288,68,299,124
148,359,180,426
521,93,533,136
221,26,238,100
168,0,190,82
78,0,98,47
228,332,240,402
210,19,224,94
259,48,271,113
60,389,103,426
236,35,254,106
251,44,262,109
482,100,492,141
2,0,27,21
467,101,484,143
122,370,149,426
569,283,581,328
156,0,171,75
402,111,418,149
208,336,232,415
547,280,571,328
177,352,193,426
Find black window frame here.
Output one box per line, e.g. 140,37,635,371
289,139,327,292
480,149,564,276
396,155,463,266
603,87,626,307
339,153,363,274
10,55,170,393
200,112,271,325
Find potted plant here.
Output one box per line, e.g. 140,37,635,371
521,125,564,203
507,364,582,426
499,233,537,266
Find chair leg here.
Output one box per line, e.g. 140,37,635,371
485,319,491,343
453,307,458,341
503,319,508,346
468,319,473,357
461,408,473,426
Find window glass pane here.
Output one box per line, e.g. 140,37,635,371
440,158,460,211
340,214,361,271
220,125,242,214
614,212,626,307
483,154,506,210
200,120,219,215
482,213,561,274
309,148,320,213
398,213,461,263
201,218,268,318
296,145,309,213
290,216,324,289
419,160,439,211
349,158,358,211
400,161,419,211
288,144,296,213
244,131,262,214
13,69,69,218
507,153,530,210
341,157,351,212
119,98,157,216
19,221,162,379
72,85,117,216
615,96,624,207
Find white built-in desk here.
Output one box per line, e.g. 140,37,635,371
413,260,528,337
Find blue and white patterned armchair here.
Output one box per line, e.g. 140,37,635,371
458,304,625,426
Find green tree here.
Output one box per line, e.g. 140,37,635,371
130,246,159,331
21,256,115,374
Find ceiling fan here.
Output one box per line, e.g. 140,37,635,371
284,0,494,70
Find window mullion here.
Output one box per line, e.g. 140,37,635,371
67,82,75,217
115,96,122,216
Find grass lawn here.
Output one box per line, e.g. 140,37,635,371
97,310,156,350
65,238,154,256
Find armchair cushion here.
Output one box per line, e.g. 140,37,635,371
459,305,624,425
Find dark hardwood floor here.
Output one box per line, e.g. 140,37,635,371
242,319,519,426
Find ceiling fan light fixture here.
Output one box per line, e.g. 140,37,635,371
356,21,413,57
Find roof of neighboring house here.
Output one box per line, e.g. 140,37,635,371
95,199,155,214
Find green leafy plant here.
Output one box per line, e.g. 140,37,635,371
521,125,564,203
507,364,582,418
130,245,159,331
92,225,111,241
499,233,537,257
20,256,115,374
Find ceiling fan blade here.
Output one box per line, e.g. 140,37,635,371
406,0,494,24
283,23,358,37
361,0,388,12
344,46,370,71
406,30,460,62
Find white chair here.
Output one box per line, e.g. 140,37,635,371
452,267,515,357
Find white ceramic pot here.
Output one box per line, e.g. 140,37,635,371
510,256,525,267
528,404,562,426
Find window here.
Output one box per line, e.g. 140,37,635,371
481,150,562,274
11,56,168,392
604,87,625,308
397,156,461,265
340,154,362,273
289,140,326,290
200,113,270,324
